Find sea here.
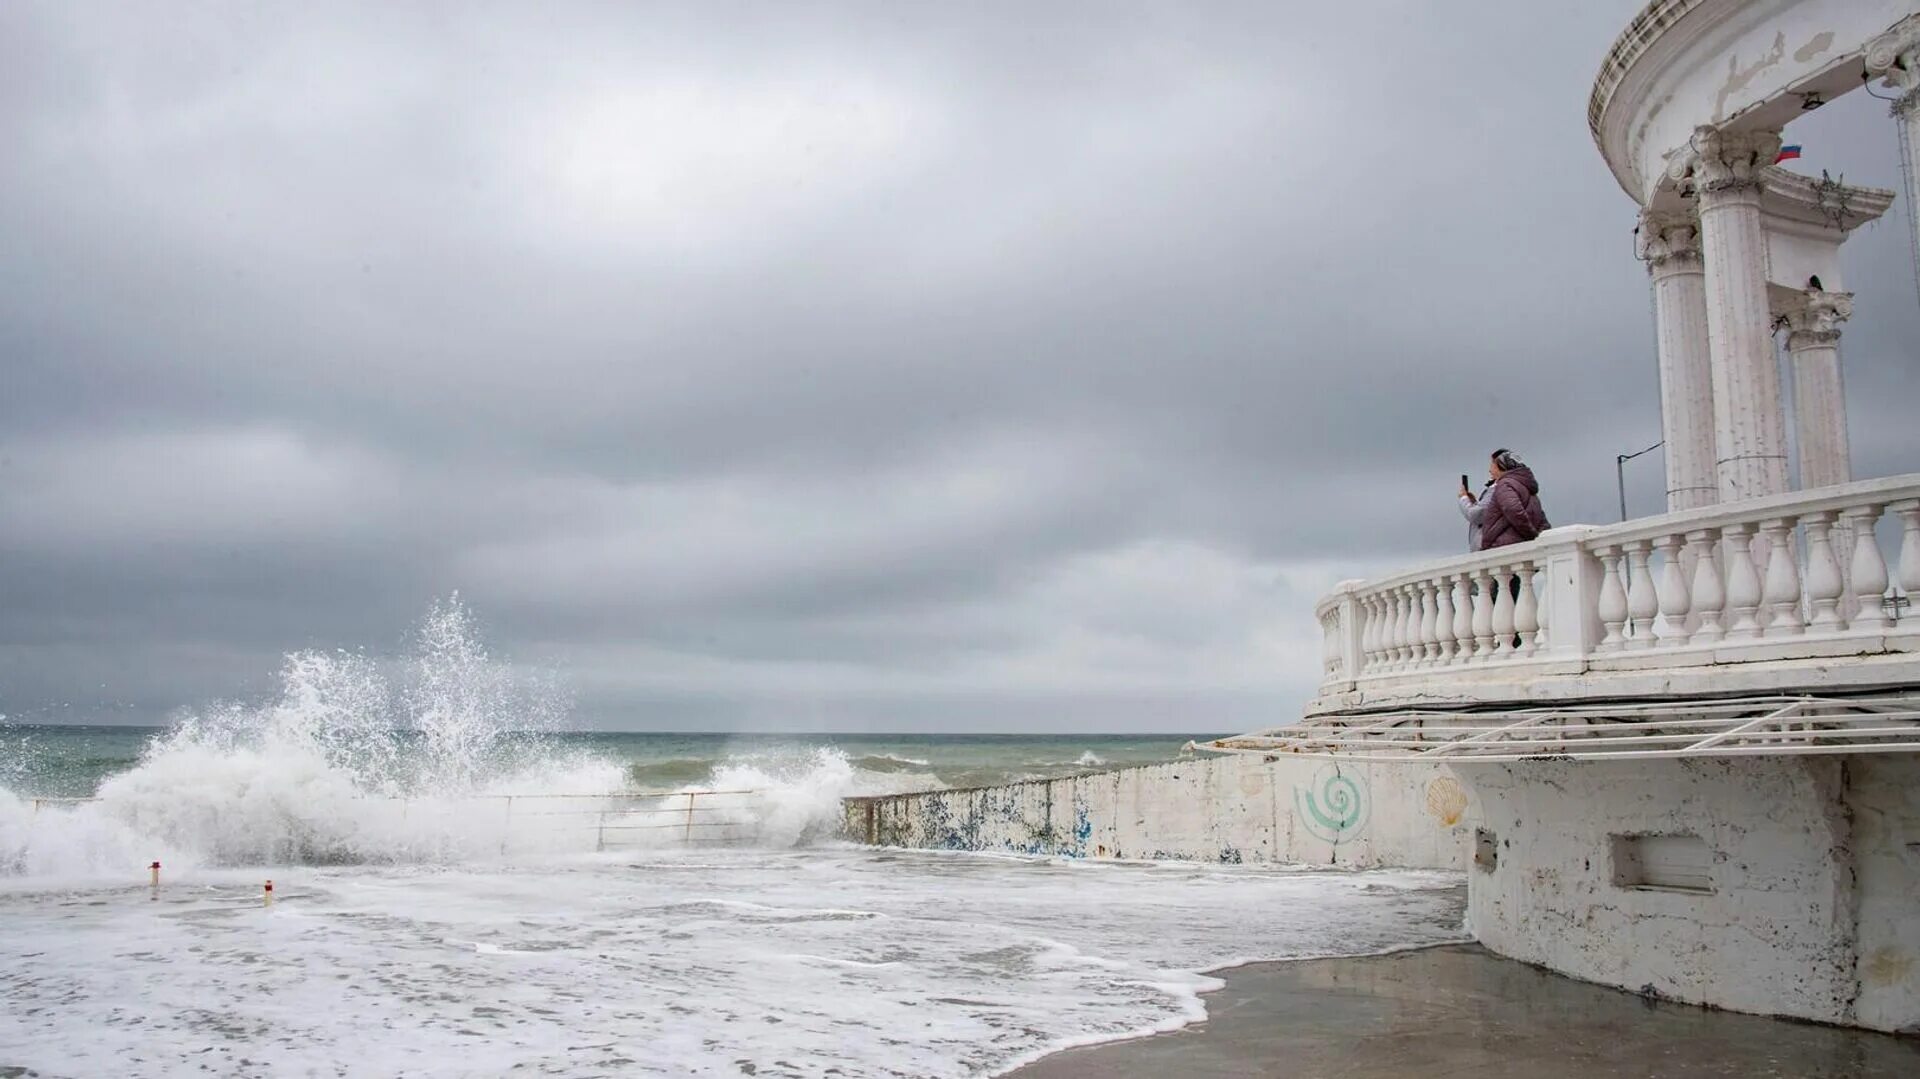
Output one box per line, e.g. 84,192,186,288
0,601,1468,1077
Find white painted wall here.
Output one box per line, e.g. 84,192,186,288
1849,755,1920,1031
844,745,1919,1031
843,753,1470,870
1456,754,1920,1033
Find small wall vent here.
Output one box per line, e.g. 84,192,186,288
1611,833,1713,893
1474,828,1498,872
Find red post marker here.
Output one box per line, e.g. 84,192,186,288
150,861,161,898
263,879,274,907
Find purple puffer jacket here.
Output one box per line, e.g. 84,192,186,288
1482,465,1550,548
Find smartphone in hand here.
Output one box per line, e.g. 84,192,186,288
1460,473,1470,492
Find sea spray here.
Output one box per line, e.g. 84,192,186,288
0,598,889,878
0,597,618,877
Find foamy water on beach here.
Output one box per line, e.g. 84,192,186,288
0,599,1468,1076
0,854,1465,1077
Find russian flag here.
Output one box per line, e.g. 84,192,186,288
1776,145,1803,163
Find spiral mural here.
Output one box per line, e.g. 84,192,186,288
1295,764,1368,844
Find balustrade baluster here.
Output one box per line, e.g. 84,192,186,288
1403,585,1422,666
1371,592,1390,669
1360,594,1381,671
1417,581,1439,666
1380,588,1400,669
1471,569,1495,660
1686,528,1725,644
1893,500,1920,629
1385,587,1405,669
1844,504,1890,632
1514,561,1540,656
1625,540,1657,649
1758,517,1803,637
1721,523,1764,640
1433,575,1456,663
1390,587,1405,664
1354,596,1370,671
1595,545,1628,651
1801,512,1844,633
1490,564,1516,658
1650,534,1689,646
1377,591,1395,668
1455,574,1476,659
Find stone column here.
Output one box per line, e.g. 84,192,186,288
1638,210,1716,511
1867,17,1920,288
1674,125,1789,503
1781,288,1854,490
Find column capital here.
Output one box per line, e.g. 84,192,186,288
1667,126,1781,196
1780,288,1853,350
1636,210,1701,273
1866,15,1920,114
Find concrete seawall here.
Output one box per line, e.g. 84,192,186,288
842,752,1470,870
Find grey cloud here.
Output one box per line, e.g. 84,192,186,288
2,1,1915,730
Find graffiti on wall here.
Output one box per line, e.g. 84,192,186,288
1295,764,1368,844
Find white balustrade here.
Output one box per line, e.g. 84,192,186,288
1395,586,1416,669
1722,523,1764,640
1801,512,1845,631
1624,540,1657,649
1433,574,1456,662
1311,475,1920,701
1471,569,1495,660
1418,581,1439,666
1652,534,1691,645
1895,500,1920,602
1688,528,1725,644
1846,504,1889,631
1514,561,1540,655
1595,545,1628,652
1450,574,1474,661
1758,517,1802,636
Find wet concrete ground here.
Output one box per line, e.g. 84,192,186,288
1010,944,1920,1078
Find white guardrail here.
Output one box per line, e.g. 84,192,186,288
1312,475,1920,710
24,790,766,851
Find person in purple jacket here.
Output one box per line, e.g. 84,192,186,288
1481,448,1550,549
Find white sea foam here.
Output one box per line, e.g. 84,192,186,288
0,850,1467,1077
0,600,1471,1075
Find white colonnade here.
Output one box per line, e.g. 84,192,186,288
1648,129,1896,511
1638,211,1716,511
1683,126,1793,504
1782,288,1856,490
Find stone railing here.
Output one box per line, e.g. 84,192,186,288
1310,475,1920,715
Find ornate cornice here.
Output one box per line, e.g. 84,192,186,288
1866,15,1920,116
1758,169,1897,235
1666,123,1781,197
1668,125,1782,197
1636,209,1701,272
1590,0,1710,140
1781,288,1853,351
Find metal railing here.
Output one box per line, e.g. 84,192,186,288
1195,693,1920,763
24,789,768,851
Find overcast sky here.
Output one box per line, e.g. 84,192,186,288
3,1,1917,732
